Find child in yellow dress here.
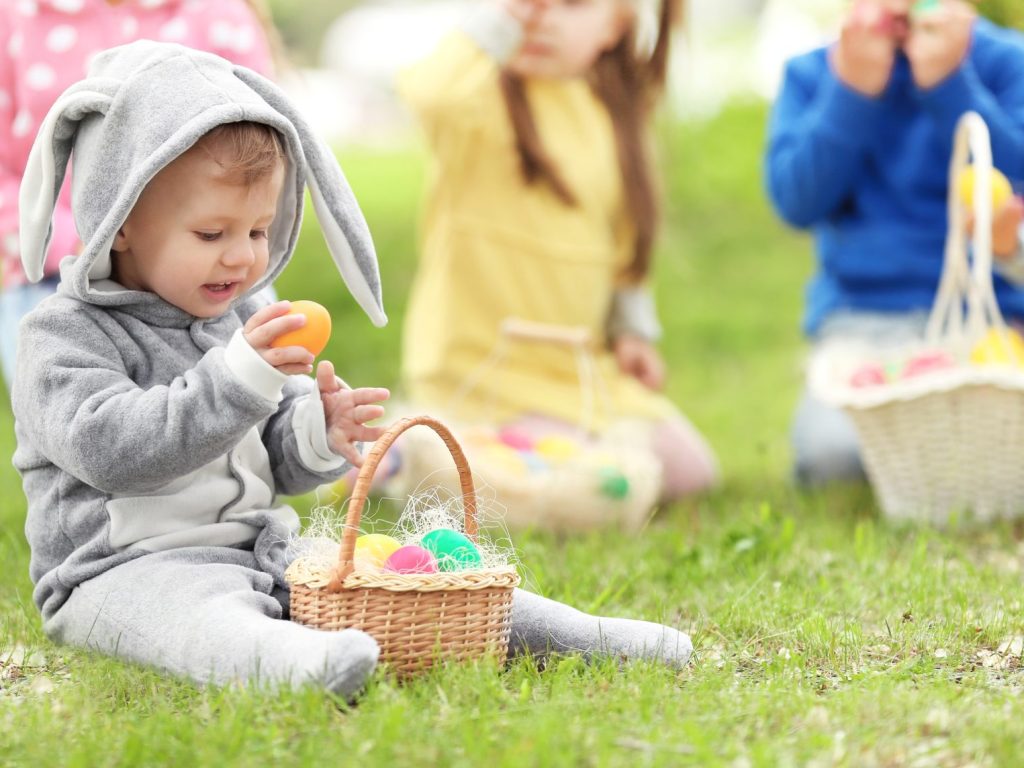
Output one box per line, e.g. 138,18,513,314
397,0,717,503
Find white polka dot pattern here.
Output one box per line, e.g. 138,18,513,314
159,19,189,42
210,22,254,54
3,235,19,257
11,109,32,138
25,64,56,91
46,25,78,54
49,0,85,12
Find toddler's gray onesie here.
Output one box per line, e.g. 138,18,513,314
12,42,691,699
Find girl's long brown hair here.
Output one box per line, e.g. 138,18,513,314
500,0,681,281
242,0,289,72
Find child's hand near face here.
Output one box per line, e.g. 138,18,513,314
832,0,901,96
904,0,975,89
501,0,550,27
613,335,666,392
314,361,390,467
244,301,317,375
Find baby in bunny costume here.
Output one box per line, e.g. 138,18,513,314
11,41,692,698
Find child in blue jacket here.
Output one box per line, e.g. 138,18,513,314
766,0,1024,485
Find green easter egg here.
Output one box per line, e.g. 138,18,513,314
599,467,630,500
420,528,483,572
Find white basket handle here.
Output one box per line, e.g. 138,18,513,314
926,111,1008,357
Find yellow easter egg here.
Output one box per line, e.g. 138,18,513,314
970,328,1024,367
958,166,1013,211
480,444,528,476
354,534,402,571
534,435,581,463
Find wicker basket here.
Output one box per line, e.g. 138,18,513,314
287,415,520,677
812,112,1024,524
391,318,663,533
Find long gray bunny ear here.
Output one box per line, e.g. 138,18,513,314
232,67,387,328
19,80,118,283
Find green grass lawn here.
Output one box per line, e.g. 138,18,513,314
4,103,1024,766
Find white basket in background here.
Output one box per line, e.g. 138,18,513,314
812,112,1024,525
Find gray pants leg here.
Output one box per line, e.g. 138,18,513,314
791,387,864,486
792,310,930,487
509,589,692,669
44,548,379,698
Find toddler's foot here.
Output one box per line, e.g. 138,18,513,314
312,628,380,700
508,589,692,669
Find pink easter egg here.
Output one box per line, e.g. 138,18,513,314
498,426,534,452
901,350,956,379
849,362,887,388
383,545,439,575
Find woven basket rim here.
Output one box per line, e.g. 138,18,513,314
286,561,520,592
814,363,1024,411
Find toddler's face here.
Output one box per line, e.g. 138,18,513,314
508,0,632,79
112,145,284,318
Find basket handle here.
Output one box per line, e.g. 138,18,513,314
327,415,478,592
926,111,1008,355
500,317,592,348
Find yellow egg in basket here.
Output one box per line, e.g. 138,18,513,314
534,435,580,463
353,533,402,571
958,165,1014,211
970,328,1024,367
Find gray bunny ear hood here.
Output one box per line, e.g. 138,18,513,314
18,40,386,327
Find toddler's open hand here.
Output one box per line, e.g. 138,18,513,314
243,301,315,376
614,335,666,392
904,0,974,90
315,361,390,467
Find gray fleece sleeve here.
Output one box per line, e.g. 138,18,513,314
262,375,351,496
607,286,663,342
461,3,524,64
13,306,280,495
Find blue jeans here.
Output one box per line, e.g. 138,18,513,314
792,310,930,487
0,277,60,392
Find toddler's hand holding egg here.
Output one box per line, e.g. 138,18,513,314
243,300,332,375
269,300,332,356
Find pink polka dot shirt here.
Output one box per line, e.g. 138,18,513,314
0,0,274,288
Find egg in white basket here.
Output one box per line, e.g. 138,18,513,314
900,350,957,379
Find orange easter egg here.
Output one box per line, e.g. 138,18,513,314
270,300,332,356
